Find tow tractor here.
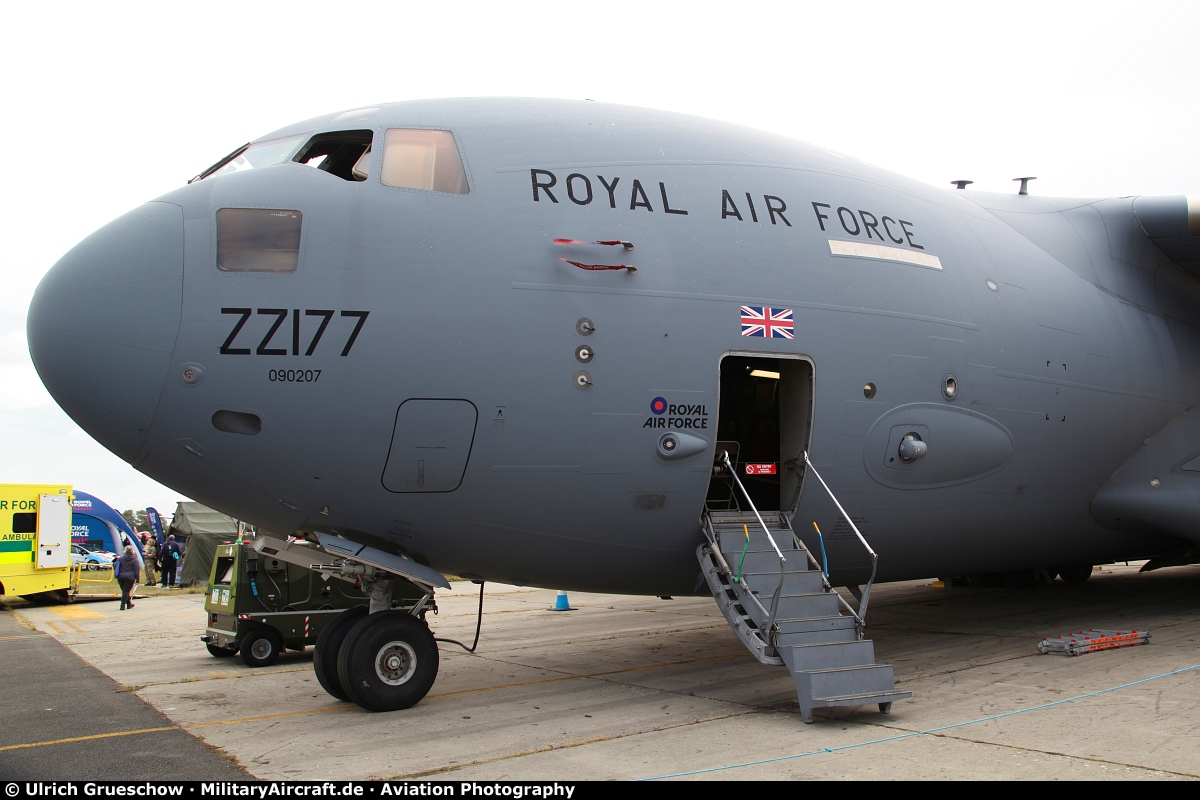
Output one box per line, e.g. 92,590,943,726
200,534,433,676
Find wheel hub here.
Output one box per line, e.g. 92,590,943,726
375,641,417,686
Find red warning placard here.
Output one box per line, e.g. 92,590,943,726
745,463,777,475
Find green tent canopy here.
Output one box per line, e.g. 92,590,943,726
169,502,241,587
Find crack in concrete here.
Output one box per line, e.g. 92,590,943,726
385,707,769,780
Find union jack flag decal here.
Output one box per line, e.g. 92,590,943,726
740,306,794,339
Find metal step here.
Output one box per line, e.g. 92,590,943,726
793,664,911,723
724,549,808,575
774,613,857,633
775,615,859,646
708,511,784,526
701,502,908,723
735,569,827,594
802,690,912,722
770,592,842,620
778,639,877,672
733,591,841,632
800,664,900,702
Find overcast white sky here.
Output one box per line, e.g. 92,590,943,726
2,1,1198,515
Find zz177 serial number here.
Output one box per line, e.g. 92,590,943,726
270,369,321,383
220,308,369,357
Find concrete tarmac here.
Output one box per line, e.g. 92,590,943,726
0,601,249,780
4,563,1200,781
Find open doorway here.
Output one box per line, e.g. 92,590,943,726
707,354,814,514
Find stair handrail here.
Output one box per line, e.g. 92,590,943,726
778,499,866,631
720,451,787,637
802,451,879,623
722,451,786,564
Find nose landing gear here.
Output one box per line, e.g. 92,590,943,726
337,610,439,711
314,599,439,712
310,568,446,714
245,532,453,712
300,533,458,712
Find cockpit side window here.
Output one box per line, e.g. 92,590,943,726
292,130,373,181
381,129,468,194
216,209,302,273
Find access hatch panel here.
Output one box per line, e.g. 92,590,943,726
381,399,478,493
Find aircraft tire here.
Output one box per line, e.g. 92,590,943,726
206,642,238,658
337,611,438,713
239,627,282,668
1057,564,1093,584
313,604,369,702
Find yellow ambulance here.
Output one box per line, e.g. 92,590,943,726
0,484,74,601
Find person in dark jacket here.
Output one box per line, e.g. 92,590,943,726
116,545,140,610
161,535,182,588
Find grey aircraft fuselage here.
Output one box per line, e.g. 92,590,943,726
27,98,1200,596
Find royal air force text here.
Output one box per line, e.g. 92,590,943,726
644,403,709,429
530,169,924,249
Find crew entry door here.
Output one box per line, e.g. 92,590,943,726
707,354,814,514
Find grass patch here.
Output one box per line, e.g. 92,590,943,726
143,585,207,596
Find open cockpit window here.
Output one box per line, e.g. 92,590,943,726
381,129,468,194
192,135,306,182
292,129,373,181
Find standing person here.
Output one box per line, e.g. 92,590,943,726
161,534,182,589
116,545,139,610
141,533,158,586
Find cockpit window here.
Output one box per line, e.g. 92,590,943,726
292,130,373,181
193,136,306,182
216,209,302,273
381,129,468,194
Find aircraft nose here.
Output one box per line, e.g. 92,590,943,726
27,202,184,462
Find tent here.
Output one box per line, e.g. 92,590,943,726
168,502,239,587
72,490,144,568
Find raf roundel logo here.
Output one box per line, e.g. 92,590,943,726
650,396,668,415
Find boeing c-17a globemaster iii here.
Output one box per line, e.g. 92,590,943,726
26,99,1200,721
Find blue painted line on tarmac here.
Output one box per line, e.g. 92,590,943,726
641,662,1200,780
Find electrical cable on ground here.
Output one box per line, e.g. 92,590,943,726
434,581,485,653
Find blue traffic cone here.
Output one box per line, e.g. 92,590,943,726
552,590,573,611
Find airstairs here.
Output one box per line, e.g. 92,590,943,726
698,452,910,722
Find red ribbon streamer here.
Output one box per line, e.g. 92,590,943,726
559,257,636,273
